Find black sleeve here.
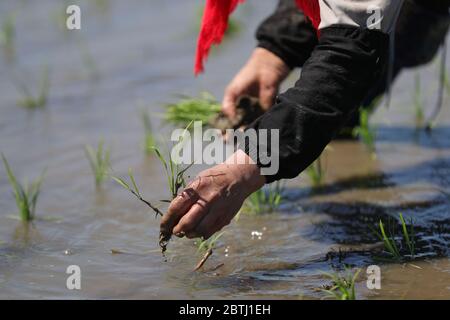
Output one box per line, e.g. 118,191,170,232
244,26,389,183
256,0,318,69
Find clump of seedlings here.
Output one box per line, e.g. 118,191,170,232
244,181,284,214
152,146,193,200
322,268,361,300
113,148,191,252
0,13,15,60
194,231,225,271
1,154,45,222
114,124,224,270
164,92,221,128
373,213,416,261
140,108,157,155
413,73,425,127
16,67,50,109
84,140,111,187
352,108,376,155
166,93,265,132
114,124,193,252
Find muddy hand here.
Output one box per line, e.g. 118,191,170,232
210,95,265,132
221,47,290,119
160,150,265,240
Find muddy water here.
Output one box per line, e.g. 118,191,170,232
0,0,449,299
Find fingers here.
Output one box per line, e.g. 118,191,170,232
195,210,227,240
222,86,238,119
259,84,277,111
172,201,209,238
159,188,199,238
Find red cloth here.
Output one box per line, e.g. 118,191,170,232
295,0,321,31
194,0,321,75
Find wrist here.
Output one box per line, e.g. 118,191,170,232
224,150,266,195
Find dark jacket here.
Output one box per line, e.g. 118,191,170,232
244,0,449,183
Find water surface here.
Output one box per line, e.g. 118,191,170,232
0,0,449,299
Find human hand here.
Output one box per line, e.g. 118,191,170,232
222,48,290,119
160,150,265,240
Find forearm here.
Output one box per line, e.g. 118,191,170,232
256,0,318,69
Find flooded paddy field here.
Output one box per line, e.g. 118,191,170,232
0,0,449,299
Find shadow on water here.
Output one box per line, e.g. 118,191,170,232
221,197,450,298
284,155,450,201
262,140,450,277
303,198,449,253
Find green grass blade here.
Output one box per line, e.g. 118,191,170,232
2,153,20,197
399,213,415,257
379,220,400,259
84,145,97,172
128,168,141,197
112,176,131,191
29,169,46,218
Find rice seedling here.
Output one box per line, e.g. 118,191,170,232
0,14,15,59
372,213,415,260
16,67,50,109
378,218,401,260
164,92,221,128
352,108,376,155
113,123,193,253
113,159,188,254
305,146,333,187
1,154,45,222
114,122,225,269
140,108,157,155
322,268,361,300
84,140,111,187
152,146,193,200
244,181,284,214
306,156,324,187
196,231,225,254
194,231,225,271
116,122,193,202
413,73,425,127
399,213,415,258
151,121,194,199
113,147,192,253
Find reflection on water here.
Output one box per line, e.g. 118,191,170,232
0,0,449,299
